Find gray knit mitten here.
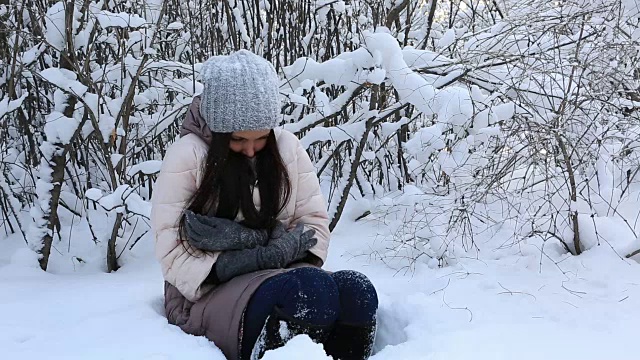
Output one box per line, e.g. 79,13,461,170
214,222,317,283
184,210,269,251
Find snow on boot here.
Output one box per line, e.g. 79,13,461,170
250,306,331,359
323,321,377,360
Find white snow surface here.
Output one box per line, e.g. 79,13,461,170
1,210,639,359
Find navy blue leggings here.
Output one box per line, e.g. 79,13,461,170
241,267,378,356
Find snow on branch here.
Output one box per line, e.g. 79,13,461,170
0,94,27,121
86,185,151,219
95,11,147,29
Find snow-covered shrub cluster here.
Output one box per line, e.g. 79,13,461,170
1,0,640,272
361,0,640,268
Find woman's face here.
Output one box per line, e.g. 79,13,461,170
229,130,271,158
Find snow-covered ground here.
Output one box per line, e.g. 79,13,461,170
1,217,639,360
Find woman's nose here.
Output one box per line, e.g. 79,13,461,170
243,143,255,158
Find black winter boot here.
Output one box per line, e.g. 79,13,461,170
323,321,377,360
250,306,332,359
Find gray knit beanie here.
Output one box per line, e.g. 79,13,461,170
199,50,281,133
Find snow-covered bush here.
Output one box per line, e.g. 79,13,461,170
365,0,640,268
1,0,640,272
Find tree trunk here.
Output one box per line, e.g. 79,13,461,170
37,0,78,270
107,213,122,272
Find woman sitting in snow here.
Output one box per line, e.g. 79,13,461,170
151,50,379,360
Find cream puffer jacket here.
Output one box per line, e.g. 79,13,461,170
151,127,330,302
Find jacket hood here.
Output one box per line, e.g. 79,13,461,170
180,96,212,145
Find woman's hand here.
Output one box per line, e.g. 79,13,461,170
213,222,318,283
260,222,317,268
184,210,269,251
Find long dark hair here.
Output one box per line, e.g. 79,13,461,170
178,130,291,243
